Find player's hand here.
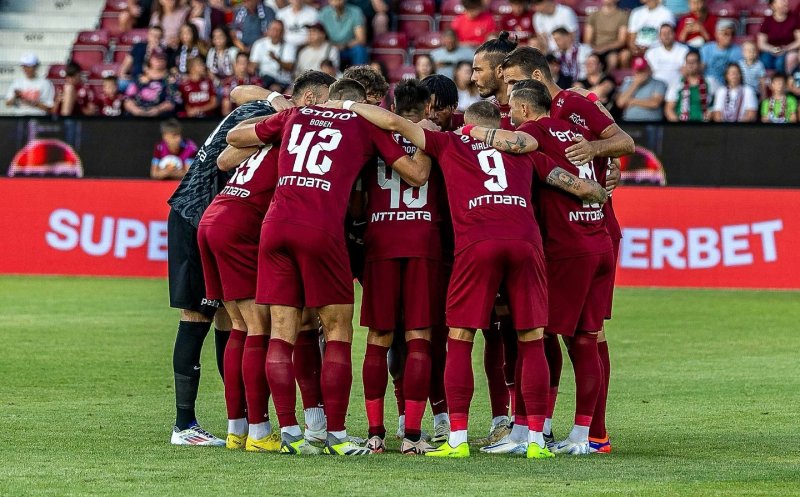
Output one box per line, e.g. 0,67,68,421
417,119,440,131
565,134,596,165
606,159,621,192
319,99,344,109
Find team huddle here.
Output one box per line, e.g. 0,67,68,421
166,32,635,459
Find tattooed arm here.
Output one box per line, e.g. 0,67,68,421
466,127,539,154
546,167,609,205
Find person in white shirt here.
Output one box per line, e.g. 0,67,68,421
645,23,689,87
628,0,675,57
276,0,319,49
4,54,55,116
532,0,579,52
552,27,593,82
294,22,340,75
249,19,296,90
711,62,758,122
429,30,476,80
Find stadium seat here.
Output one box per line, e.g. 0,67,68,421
708,2,739,18
398,0,436,41
490,0,512,16
47,64,68,81
76,30,111,47
576,0,603,17
99,13,123,37
414,32,443,52
104,0,129,12
118,28,148,45
372,32,409,72
389,64,417,83
89,62,121,81
112,45,132,63
438,0,465,32
733,35,756,45
72,30,110,70
745,19,763,36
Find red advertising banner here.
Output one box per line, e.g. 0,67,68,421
1,179,798,289
0,178,176,277
613,186,800,289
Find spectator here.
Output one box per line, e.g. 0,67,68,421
500,0,535,45
221,52,263,115
616,57,667,120
151,118,197,180
788,60,800,96
711,63,758,122
120,25,171,82
4,54,54,116
575,53,618,114
739,40,767,97
231,0,276,50
700,19,742,87
319,0,369,66
665,50,713,121
97,74,125,117
546,53,573,89
124,52,179,116
645,23,689,87
321,59,340,78
757,0,800,73
415,54,436,80
585,0,630,71
761,73,797,122
450,0,498,47
454,60,481,111
429,30,475,80
179,57,219,117
295,23,340,75
675,0,716,49
172,23,208,75
150,0,191,48
552,27,592,83
120,0,154,32
420,74,461,130
663,0,688,17
250,20,296,90
347,0,390,38
533,0,579,52
56,62,97,116
628,0,675,57
276,0,319,49
188,0,226,41
206,26,238,80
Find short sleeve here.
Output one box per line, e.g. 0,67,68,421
712,88,726,112
282,44,297,63
40,80,55,107
352,6,365,27
759,98,769,117
665,82,679,103
788,96,798,115
421,129,449,159
743,87,758,110
570,95,615,137
254,109,291,143
371,126,407,166
654,80,667,96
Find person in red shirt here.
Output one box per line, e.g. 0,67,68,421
337,98,607,458
675,0,717,49
56,62,96,117
97,75,124,117
757,0,800,73
226,78,431,456
465,79,614,456
221,53,265,116
451,0,499,47
197,71,335,454
499,46,634,454
179,57,219,118
500,0,535,45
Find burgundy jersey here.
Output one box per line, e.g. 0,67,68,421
180,77,218,117
98,92,124,116
500,13,534,44
422,129,541,253
255,106,407,238
448,112,465,131
520,118,613,260
56,83,95,116
488,97,514,130
363,132,443,261
549,89,621,240
202,145,280,229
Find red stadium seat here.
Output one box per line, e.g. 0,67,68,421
118,28,148,45
747,3,772,17
708,2,739,18
414,32,443,51
373,53,407,73
389,64,416,83
576,0,603,17
733,35,755,46
104,0,129,12
71,48,107,70
89,62,121,81
372,32,409,72
76,30,110,47
398,0,436,41
112,45,132,63
745,19,763,36
490,0,512,16
438,0,464,31
47,64,68,80
99,13,123,37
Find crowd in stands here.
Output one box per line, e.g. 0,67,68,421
6,0,800,123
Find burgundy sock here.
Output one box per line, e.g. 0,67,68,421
513,347,526,420
445,337,474,432
483,329,509,417
590,340,611,438
403,339,431,437
363,343,389,437
242,334,269,425
266,338,297,428
571,332,601,427
293,329,322,410
544,333,562,421
429,324,448,415
223,329,247,420
321,340,352,432
519,338,549,433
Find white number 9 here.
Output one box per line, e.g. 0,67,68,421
478,149,508,192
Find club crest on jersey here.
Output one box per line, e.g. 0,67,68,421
569,113,587,129
556,98,565,107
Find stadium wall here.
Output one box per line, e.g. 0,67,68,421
1,179,798,289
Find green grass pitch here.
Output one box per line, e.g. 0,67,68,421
1,275,799,496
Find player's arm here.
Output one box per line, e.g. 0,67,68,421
606,158,621,193
565,122,634,164
546,167,608,205
217,145,260,171
230,85,293,111
227,113,282,147
389,148,432,187
341,100,427,151
465,126,539,154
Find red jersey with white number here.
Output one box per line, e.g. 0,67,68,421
549,89,621,240
500,12,535,44
254,106,407,238
180,77,218,117
201,145,279,230
489,97,514,130
363,133,443,261
98,92,124,116
422,129,543,253
56,83,96,116
519,118,612,260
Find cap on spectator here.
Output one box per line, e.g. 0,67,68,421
20,54,39,66
306,22,325,32
715,19,736,32
632,57,650,72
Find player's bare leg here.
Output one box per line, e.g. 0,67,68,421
400,328,435,454
589,327,612,452
295,309,326,442
363,328,393,452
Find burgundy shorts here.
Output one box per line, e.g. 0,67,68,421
546,249,615,337
197,221,259,301
256,221,354,309
361,257,445,331
447,239,547,331
605,236,621,320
